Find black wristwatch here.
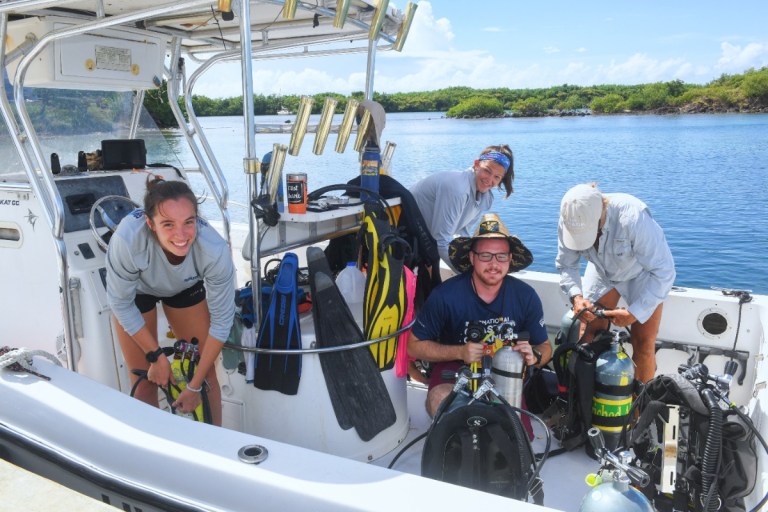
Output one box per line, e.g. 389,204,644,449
145,347,165,363
531,348,543,366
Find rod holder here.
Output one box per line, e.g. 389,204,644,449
288,96,314,156
267,144,288,203
353,109,372,153
333,0,351,29
368,0,390,41
393,2,418,52
313,97,338,155
335,98,359,153
283,0,298,19
381,141,396,174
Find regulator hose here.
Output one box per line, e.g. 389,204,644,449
700,388,722,511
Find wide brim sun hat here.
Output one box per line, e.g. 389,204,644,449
448,213,533,274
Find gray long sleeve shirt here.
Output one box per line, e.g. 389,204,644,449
409,168,493,269
106,210,236,341
555,193,676,324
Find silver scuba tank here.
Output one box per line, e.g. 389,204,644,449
580,428,654,512
592,340,634,450
557,310,581,345
578,475,654,512
491,346,524,408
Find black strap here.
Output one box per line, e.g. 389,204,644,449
491,367,524,379
592,416,631,428
594,381,634,396
458,429,477,488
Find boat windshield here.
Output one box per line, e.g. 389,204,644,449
1,85,183,180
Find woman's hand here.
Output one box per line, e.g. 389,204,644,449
147,355,173,387
172,387,202,414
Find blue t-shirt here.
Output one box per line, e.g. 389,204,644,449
412,273,548,352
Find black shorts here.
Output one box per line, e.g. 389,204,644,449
134,281,206,313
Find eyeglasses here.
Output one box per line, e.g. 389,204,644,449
472,251,511,263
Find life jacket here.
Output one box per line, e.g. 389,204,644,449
628,373,758,512
421,393,542,503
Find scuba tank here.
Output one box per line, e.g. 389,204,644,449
592,334,634,451
556,309,582,345
579,468,654,512
169,338,209,423
491,346,524,409
579,428,653,512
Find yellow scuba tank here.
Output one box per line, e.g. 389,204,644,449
168,339,207,422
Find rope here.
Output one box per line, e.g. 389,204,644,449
0,346,62,381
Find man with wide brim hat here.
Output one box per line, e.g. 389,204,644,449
556,183,676,383
407,213,551,418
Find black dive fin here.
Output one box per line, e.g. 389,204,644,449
253,252,302,395
307,247,396,441
307,247,353,430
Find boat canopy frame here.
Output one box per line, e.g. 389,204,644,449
0,0,413,369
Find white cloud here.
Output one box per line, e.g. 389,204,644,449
391,1,455,57
184,2,768,98
715,41,768,72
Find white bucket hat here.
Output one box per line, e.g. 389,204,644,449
560,184,603,251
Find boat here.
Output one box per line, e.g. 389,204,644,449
276,106,292,115
1,2,766,511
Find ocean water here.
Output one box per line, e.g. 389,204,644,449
161,112,768,295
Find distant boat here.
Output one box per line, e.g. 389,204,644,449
277,106,292,115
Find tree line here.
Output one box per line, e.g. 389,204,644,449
142,65,768,126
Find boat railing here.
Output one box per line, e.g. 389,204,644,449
166,37,233,246
0,0,214,371
224,319,416,355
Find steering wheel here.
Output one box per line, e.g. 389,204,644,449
89,194,140,251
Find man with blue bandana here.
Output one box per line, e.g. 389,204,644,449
410,144,515,272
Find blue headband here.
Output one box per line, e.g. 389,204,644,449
478,151,511,171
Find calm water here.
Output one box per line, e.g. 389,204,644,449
160,113,768,295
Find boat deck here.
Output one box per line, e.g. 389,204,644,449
374,383,598,511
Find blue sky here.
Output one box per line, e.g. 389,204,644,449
193,0,768,98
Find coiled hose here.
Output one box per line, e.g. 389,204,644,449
700,388,722,511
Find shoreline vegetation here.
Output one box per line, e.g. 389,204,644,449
141,67,768,128
16,67,768,132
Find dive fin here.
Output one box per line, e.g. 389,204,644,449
253,252,302,395
362,213,408,371
307,246,396,441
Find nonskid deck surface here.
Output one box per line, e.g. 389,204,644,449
377,383,597,512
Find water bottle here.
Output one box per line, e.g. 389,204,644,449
335,262,366,321
360,146,381,203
